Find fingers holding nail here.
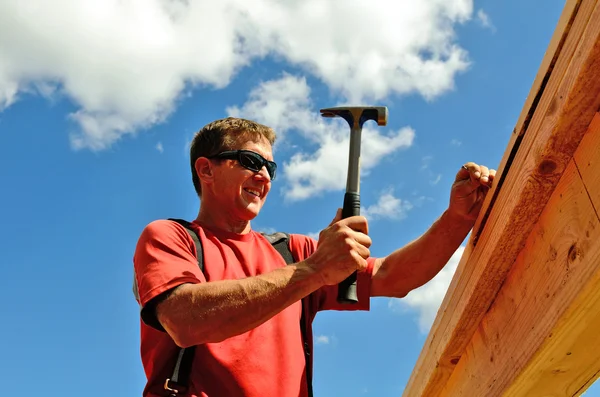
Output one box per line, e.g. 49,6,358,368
458,162,496,187
479,165,490,183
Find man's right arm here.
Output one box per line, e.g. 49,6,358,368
156,262,322,348
137,212,371,348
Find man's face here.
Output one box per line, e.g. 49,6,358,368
209,137,274,221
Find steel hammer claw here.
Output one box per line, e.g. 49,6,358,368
320,106,388,128
320,106,388,304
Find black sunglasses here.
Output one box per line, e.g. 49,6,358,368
209,150,277,180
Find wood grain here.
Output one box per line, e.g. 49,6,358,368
438,160,600,396
574,113,600,215
403,1,600,395
503,112,600,397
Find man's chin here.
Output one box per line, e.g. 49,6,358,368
236,197,264,219
240,204,262,220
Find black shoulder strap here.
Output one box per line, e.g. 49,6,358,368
163,221,313,397
162,218,203,396
261,231,295,265
261,231,313,397
169,218,204,272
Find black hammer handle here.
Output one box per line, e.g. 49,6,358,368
339,191,361,303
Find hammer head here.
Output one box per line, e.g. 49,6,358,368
320,106,388,128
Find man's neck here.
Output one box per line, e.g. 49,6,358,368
195,206,251,235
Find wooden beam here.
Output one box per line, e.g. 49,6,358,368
503,113,600,397
437,117,600,396
403,0,600,395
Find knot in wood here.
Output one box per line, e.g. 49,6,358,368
568,244,579,262
538,159,557,175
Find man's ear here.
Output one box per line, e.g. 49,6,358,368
195,157,214,184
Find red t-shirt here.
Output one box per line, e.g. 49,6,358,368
133,219,374,397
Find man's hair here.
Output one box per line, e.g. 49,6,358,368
190,117,277,196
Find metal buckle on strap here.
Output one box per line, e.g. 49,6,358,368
164,378,185,395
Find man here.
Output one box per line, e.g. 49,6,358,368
133,117,496,397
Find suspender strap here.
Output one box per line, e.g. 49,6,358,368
163,219,203,396
267,232,295,264
168,218,204,272
299,298,314,397
163,347,195,396
268,233,314,397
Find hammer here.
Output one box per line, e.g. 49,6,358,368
320,106,388,304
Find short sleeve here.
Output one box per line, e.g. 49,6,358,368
132,219,205,330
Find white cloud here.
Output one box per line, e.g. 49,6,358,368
430,174,442,185
303,191,409,239
315,334,339,346
315,335,330,345
362,190,413,221
283,127,415,201
226,73,313,142
420,156,443,185
306,231,320,241
229,75,415,200
303,190,409,238
421,156,433,170
451,139,462,146
410,195,435,208
476,9,496,32
156,142,164,153
234,0,473,103
389,246,465,333
0,0,474,151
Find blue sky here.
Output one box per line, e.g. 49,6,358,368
2,1,598,396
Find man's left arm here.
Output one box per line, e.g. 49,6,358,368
371,162,496,298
